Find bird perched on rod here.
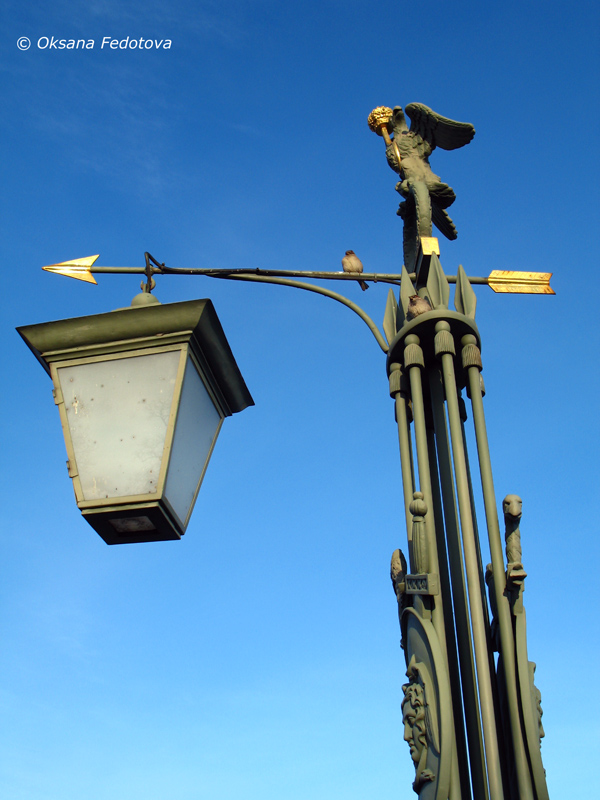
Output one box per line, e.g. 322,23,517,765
341,250,368,291
406,294,432,320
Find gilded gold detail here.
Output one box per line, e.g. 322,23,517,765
368,106,394,136
43,254,100,284
488,270,555,295
419,237,440,256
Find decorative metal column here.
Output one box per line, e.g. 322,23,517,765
372,104,550,800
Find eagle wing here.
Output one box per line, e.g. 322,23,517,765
405,103,475,152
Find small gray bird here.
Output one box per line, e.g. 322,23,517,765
406,294,432,320
341,250,368,291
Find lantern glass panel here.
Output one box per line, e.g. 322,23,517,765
57,350,180,501
164,356,222,526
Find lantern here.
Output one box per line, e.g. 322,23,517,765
18,297,253,544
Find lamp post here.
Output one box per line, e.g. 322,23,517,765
17,293,253,544
18,104,555,799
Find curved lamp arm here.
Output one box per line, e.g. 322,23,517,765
205,271,389,354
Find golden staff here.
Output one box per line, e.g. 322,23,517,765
367,106,403,172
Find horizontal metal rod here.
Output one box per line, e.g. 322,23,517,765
84,265,496,285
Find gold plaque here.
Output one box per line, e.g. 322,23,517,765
420,237,440,256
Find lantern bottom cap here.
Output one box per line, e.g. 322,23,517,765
81,501,185,545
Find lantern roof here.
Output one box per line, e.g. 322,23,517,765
17,298,253,416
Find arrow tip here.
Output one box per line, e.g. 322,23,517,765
42,255,99,284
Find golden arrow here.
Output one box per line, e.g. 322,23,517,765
41,256,555,295
487,270,555,295
43,255,100,284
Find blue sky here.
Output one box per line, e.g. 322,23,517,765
2,1,599,798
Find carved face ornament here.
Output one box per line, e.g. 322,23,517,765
402,682,427,765
503,494,522,520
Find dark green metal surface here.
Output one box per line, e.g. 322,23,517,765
17,298,253,417
386,256,549,799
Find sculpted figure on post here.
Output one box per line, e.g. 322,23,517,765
390,547,410,626
502,493,528,595
402,656,438,795
368,103,475,270
503,493,523,565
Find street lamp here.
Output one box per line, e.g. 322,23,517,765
17,294,253,544
19,101,556,799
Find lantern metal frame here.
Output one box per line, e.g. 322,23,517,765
18,298,253,544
